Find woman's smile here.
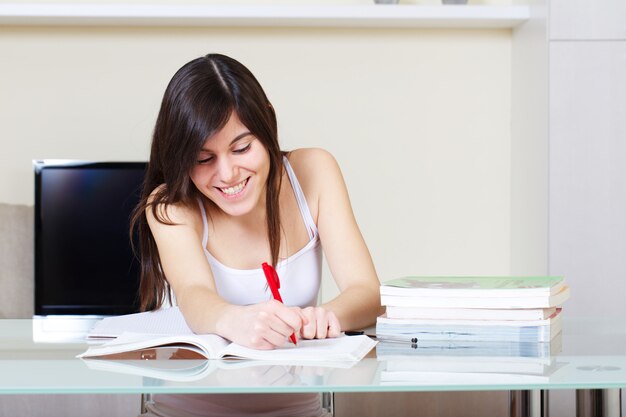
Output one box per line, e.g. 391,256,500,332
216,177,250,198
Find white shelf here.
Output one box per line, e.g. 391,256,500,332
0,4,529,28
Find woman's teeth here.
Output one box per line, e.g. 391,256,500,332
220,179,247,196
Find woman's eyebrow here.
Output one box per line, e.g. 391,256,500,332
230,131,252,145
200,131,252,152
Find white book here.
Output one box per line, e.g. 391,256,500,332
385,306,556,321
380,276,565,297
375,310,562,343
377,309,561,328
381,286,570,309
78,331,375,362
87,307,193,339
79,307,376,362
375,333,563,359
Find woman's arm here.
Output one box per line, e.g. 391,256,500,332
290,149,383,333
146,201,303,349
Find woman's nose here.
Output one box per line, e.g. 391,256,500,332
216,156,237,183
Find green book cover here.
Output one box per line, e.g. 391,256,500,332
383,276,563,291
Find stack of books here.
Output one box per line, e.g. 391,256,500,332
376,276,569,344
376,276,569,385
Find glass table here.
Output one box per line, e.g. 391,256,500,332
0,317,624,417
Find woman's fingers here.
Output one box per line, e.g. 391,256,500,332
220,301,300,349
234,302,342,348
299,307,341,340
326,311,341,338
248,301,303,348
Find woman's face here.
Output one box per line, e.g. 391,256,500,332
189,112,271,217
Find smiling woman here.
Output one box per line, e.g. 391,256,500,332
129,53,382,416
190,114,270,218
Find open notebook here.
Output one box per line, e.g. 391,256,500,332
79,307,376,362
87,307,194,339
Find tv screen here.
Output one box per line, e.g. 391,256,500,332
34,160,146,316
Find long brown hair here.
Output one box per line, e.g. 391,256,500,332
130,54,283,311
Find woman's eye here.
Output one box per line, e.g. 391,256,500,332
197,156,213,164
233,143,251,154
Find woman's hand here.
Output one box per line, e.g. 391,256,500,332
298,306,341,340
219,300,304,350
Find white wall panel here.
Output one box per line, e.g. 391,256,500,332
550,0,626,40
511,2,548,275
549,41,626,316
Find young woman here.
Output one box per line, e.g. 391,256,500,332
132,53,382,416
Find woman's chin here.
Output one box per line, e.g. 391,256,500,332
214,200,255,218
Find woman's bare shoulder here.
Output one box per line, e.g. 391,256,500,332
286,148,341,184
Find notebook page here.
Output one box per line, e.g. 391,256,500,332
88,307,193,338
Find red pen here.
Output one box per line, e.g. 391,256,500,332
261,262,297,345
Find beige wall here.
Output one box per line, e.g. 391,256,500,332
0,24,513,302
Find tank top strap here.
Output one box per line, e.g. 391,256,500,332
197,198,210,250
283,156,318,240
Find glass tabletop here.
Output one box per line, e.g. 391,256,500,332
1,316,625,394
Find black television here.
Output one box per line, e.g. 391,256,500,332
34,160,146,316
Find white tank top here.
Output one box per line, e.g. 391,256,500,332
197,156,322,307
